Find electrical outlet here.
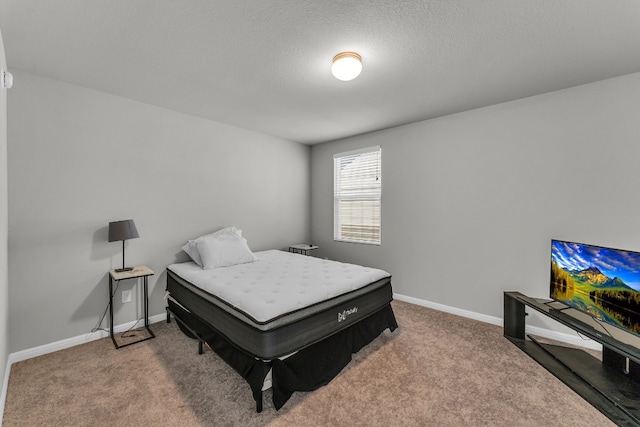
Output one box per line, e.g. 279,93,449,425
122,290,132,304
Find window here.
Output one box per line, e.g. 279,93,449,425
334,146,381,245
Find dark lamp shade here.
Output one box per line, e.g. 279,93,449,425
108,219,140,242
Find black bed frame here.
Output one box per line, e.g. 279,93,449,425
165,278,398,412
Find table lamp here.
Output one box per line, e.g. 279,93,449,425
108,219,139,272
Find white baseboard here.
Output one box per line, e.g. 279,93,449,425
0,313,167,423
0,354,10,426
393,293,602,351
7,313,167,364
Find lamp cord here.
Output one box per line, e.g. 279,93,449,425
90,280,143,337
120,318,144,338
91,280,120,333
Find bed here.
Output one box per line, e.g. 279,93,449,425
165,247,398,412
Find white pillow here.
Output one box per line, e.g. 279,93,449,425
197,236,257,269
182,227,242,266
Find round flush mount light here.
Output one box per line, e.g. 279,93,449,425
331,52,362,81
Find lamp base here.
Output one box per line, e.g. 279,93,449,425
115,267,134,273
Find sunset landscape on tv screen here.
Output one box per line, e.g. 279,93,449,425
550,240,640,337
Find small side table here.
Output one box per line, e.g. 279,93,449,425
108,265,155,349
288,244,319,256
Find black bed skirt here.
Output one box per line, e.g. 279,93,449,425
167,299,398,411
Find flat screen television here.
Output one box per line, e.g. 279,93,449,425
550,239,640,338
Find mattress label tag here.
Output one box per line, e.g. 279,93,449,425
338,306,358,323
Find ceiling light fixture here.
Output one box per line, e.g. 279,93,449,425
331,52,362,81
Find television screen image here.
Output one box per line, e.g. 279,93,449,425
550,239,640,338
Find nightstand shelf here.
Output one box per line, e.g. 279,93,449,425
108,265,155,349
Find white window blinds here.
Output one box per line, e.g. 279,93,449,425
333,146,381,245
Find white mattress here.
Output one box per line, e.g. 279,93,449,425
168,249,390,323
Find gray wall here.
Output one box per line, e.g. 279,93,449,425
0,26,8,398
311,72,640,332
8,70,310,352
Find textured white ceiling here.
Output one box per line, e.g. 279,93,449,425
1,0,639,144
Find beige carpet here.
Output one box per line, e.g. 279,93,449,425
3,301,614,426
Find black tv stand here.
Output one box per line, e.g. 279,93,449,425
504,291,640,427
